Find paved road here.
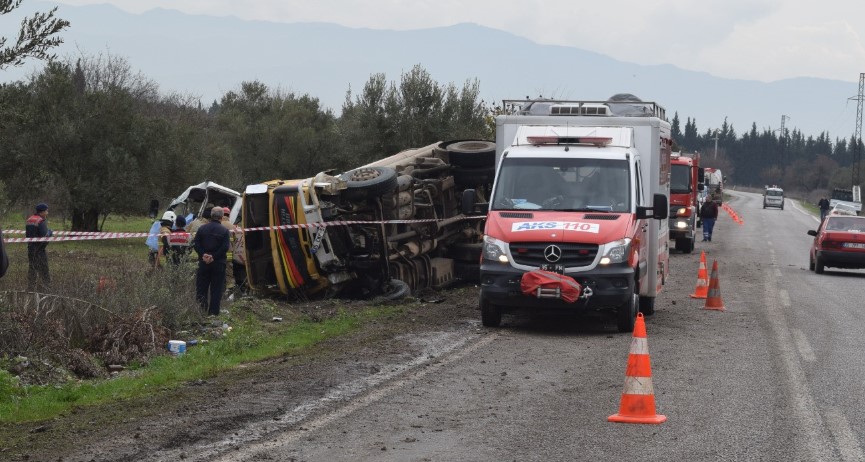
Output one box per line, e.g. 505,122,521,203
215,190,865,461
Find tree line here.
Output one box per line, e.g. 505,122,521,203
672,114,864,194
0,55,489,230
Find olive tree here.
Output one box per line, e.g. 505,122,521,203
0,0,69,69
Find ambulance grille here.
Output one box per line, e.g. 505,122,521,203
509,242,599,267
583,214,620,220
500,212,534,219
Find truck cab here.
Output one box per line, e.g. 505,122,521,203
669,152,702,253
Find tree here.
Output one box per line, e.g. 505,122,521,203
0,0,70,69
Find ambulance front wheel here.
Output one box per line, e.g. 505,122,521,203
639,295,655,316
616,290,638,333
480,295,502,327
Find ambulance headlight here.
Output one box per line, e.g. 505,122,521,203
599,238,631,265
675,220,689,229
482,236,510,263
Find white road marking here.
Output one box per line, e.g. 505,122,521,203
790,328,816,362
825,407,865,461
779,289,791,307
210,331,501,461
763,271,834,459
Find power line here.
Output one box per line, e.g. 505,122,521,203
851,73,864,187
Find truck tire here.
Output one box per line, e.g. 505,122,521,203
639,295,655,316
447,242,483,262
453,166,495,188
381,278,410,301
617,291,638,333
675,237,694,253
442,140,496,168
815,255,825,274
480,295,502,327
340,167,398,200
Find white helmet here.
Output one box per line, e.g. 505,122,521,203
161,211,177,223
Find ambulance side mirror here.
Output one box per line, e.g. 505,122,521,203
637,194,668,220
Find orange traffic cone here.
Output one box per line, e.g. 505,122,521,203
704,260,725,311
690,251,709,299
608,313,667,424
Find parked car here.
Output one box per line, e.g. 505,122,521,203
763,187,784,210
807,215,865,273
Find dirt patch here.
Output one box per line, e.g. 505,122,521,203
0,285,482,462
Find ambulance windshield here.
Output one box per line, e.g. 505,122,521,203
492,157,630,212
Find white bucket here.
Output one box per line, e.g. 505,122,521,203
167,340,186,356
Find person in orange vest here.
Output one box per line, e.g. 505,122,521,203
25,203,53,291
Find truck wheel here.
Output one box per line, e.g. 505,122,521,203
340,167,398,200
815,255,825,274
453,166,495,187
617,291,638,333
639,296,655,316
381,278,411,301
447,242,483,262
443,140,496,168
480,295,502,327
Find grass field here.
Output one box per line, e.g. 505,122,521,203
0,213,404,424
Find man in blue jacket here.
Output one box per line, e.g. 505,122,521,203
25,203,52,291
193,206,230,316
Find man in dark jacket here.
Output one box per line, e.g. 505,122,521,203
818,197,831,222
25,203,52,291
193,206,230,316
700,200,720,242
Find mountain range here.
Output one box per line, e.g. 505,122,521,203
2,2,861,140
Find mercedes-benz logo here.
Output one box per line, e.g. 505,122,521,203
543,245,562,263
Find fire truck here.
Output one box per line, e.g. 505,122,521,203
669,152,703,253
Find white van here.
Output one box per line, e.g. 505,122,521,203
763,187,784,210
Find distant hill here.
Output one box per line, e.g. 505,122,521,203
2,2,860,139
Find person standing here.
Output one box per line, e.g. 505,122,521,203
230,219,248,297
26,203,52,291
220,207,235,292
818,197,831,222
153,211,176,269
700,200,719,242
193,206,230,316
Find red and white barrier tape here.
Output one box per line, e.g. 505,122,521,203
1,216,484,243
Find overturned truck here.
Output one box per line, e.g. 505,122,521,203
242,140,495,299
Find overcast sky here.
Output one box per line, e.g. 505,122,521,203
51,0,865,84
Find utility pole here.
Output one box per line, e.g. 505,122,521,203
712,129,719,159
850,73,864,188
776,115,790,164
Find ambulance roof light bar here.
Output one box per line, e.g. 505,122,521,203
526,136,613,147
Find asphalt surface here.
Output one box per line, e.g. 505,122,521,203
198,190,865,462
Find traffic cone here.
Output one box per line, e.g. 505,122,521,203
608,313,666,424
704,260,725,311
690,251,709,299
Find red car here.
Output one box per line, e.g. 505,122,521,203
808,215,865,274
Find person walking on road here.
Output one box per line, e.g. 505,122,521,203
25,203,52,291
818,197,831,222
700,200,719,242
193,206,230,316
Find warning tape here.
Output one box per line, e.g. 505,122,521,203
1,216,485,243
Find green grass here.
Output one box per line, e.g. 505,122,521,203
0,306,402,424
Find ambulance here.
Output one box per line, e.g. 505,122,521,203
478,95,671,332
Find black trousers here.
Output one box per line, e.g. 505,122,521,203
27,247,50,291
232,262,247,294
196,260,226,316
